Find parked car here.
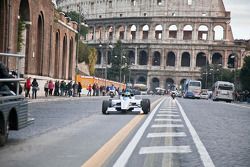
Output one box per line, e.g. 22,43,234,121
200,92,209,99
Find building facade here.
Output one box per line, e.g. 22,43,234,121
57,0,247,90
0,0,77,81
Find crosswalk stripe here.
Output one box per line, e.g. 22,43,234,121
158,111,179,114
156,114,180,117
155,118,182,122
147,132,186,138
139,146,192,154
152,124,184,128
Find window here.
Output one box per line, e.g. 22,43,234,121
109,1,112,8
188,0,192,5
131,0,136,6
157,0,162,5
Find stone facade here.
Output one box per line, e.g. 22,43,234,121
0,0,77,81
57,0,247,90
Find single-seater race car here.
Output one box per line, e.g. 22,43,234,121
102,91,150,114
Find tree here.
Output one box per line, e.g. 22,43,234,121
65,11,88,37
240,56,250,91
108,40,129,82
78,41,90,63
88,48,97,76
200,64,235,89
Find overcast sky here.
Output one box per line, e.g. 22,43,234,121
223,0,250,39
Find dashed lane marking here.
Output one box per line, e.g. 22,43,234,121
158,111,179,114
156,114,180,117
139,146,192,154
113,98,166,167
152,124,184,128
176,100,215,167
147,132,186,138
154,118,182,122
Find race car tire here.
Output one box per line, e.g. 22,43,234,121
102,100,110,114
141,99,150,114
0,118,9,147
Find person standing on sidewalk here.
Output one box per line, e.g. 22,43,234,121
25,77,31,98
44,81,49,97
31,78,39,99
48,80,54,96
77,82,82,97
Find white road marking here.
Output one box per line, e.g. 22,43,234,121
160,108,177,111
113,98,166,167
147,132,186,138
155,118,182,122
152,124,184,128
176,100,215,167
139,146,192,154
158,111,179,114
156,114,180,117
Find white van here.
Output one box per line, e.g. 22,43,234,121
212,81,234,102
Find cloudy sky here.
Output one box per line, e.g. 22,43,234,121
223,0,250,39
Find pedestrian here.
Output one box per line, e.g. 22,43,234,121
31,78,39,99
72,82,78,97
54,80,60,96
87,84,92,96
25,77,31,98
92,83,96,96
48,80,54,96
67,81,73,97
77,82,82,97
60,80,66,96
44,81,49,97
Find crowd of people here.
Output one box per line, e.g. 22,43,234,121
23,78,122,99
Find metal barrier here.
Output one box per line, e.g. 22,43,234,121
0,53,25,96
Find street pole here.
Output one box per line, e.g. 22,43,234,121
75,4,81,81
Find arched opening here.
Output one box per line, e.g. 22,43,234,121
19,0,31,74
183,25,193,40
198,25,208,40
128,50,135,65
96,50,101,64
212,52,223,65
142,25,149,39
166,51,175,66
181,52,190,67
155,25,163,39
68,37,73,80
0,0,7,54
196,52,207,67
165,78,174,90
180,79,187,90
107,51,112,65
151,78,160,90
139,50,148,65
36,13,44,75
107,26,113,40
169,25,177,38
228,53,237,68
118,25,125,40
214,25,224,40
54,31,60,78
96,26,103,40
137,76,146,85
130,25,136,40
62,35,67,79
152,51,161,66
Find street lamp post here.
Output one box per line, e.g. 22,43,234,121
76,4,88,81
99,41,113,87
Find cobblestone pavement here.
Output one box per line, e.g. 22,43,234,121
177,98,250,167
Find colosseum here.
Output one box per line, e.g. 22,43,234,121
57,0,246,90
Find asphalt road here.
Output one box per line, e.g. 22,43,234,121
0,95,249,167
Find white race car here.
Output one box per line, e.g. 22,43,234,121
102,92,150,114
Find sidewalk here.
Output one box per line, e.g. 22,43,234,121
26,94,107,103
